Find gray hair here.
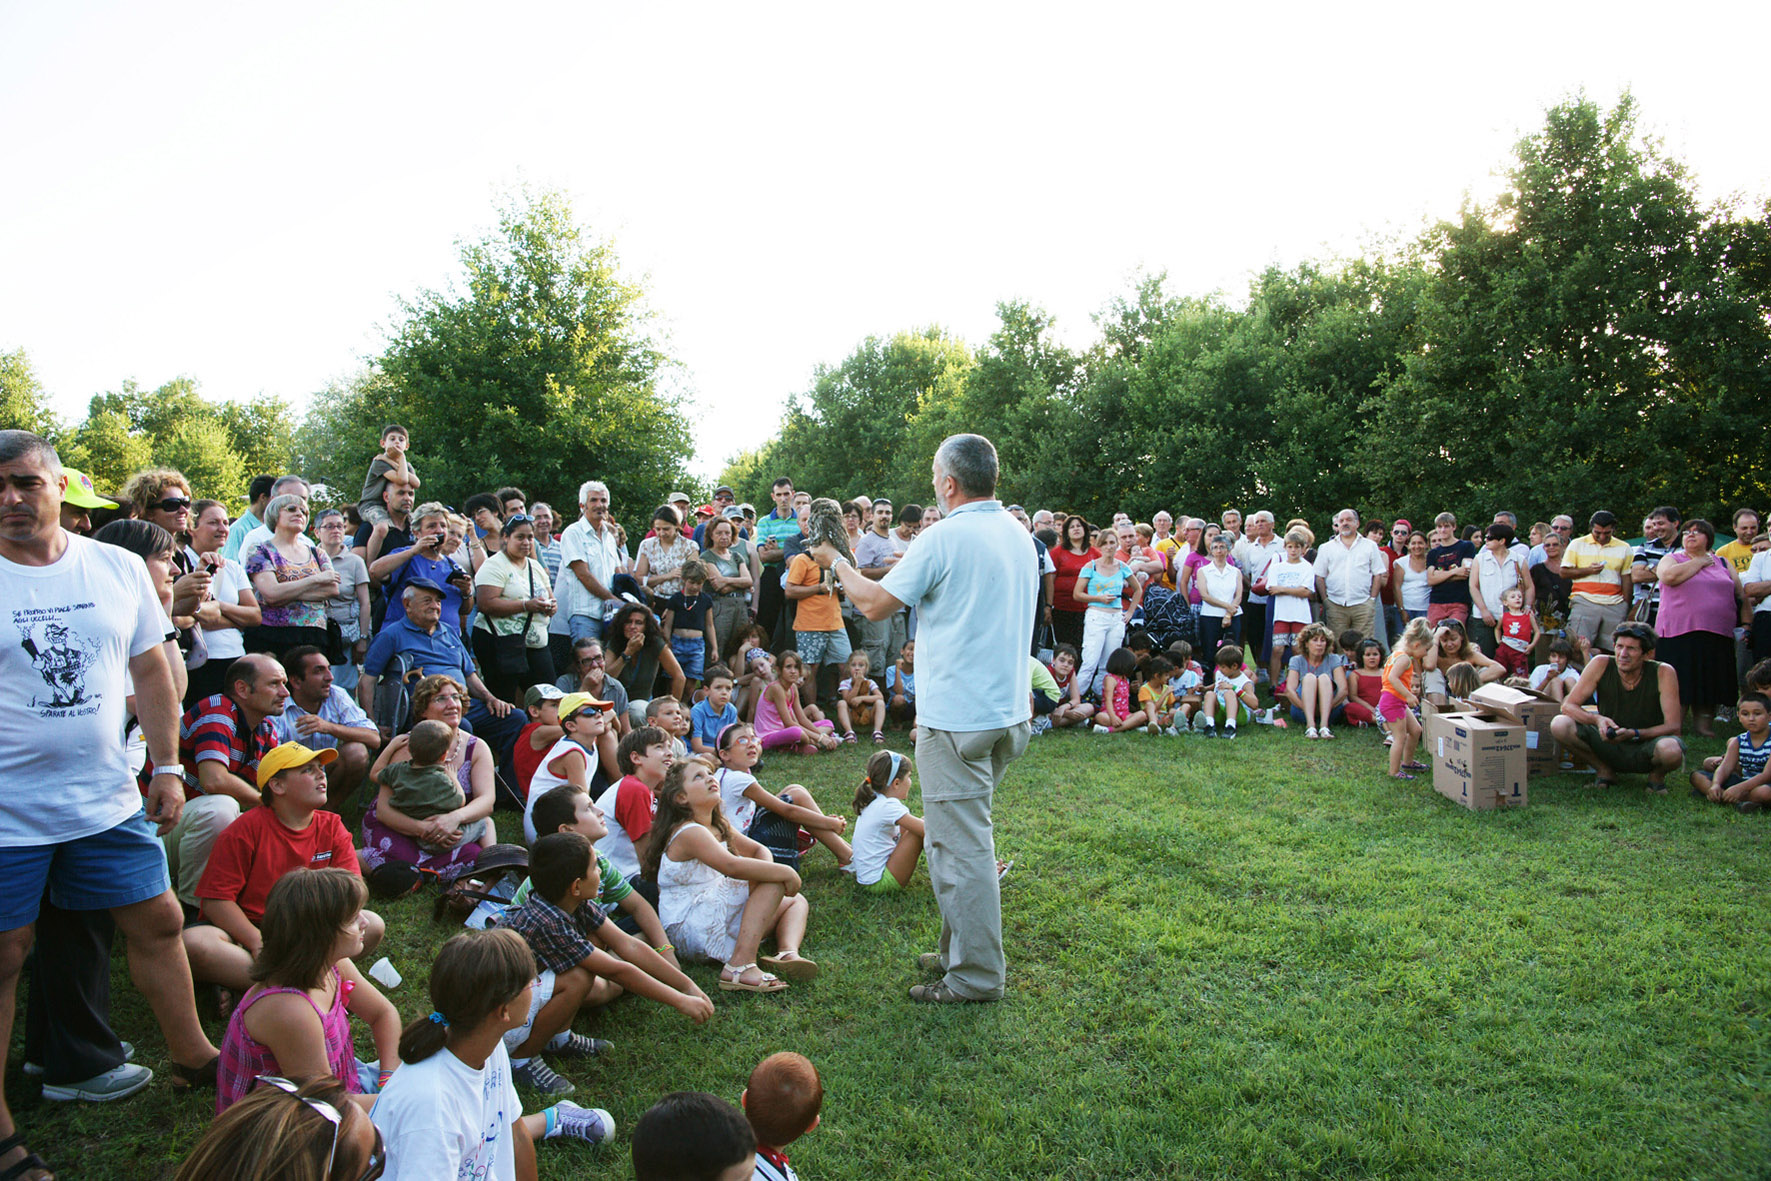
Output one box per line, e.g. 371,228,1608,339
1251,510,1275,525
265,493,307,529
933,434,998,499
401,582,443,605
0,430,61,474
412,500,451,530
270,474,308,497
578,480,610,504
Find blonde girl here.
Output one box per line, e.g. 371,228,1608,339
215,869,400,1115
850,750,926,892
714,723,852,873
647,760,817,993
1380,618,1432,780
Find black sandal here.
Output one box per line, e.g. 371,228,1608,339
168,1054,220,1089
0,1132,53,1181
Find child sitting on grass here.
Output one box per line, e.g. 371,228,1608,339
1344,639,1385,728
1091,647,1147,734
215,868,400,1115
1043,643,1097,730
1694,661,1771,782
498,831,715,1095
690,665,740,756
632,1091,756,1181
1199,645,1258,739
524,692,616,843
1690,691,1771,812
648,759,817,994
593,726,674,884
525,784,676,946
754,650,839,753
836,651,887,745
714,723,852,873
646,694,693,759
1381,618,1432,781
1138,655,1180,735
885,639,916,726
743,1051,825,1181
1528,638,1582,703
381,720,489,854
371,928,616,1175
850,750,926,893
1165,640,1205,727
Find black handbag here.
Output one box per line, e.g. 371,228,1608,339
489,563,535,678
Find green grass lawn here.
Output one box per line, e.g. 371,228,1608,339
13,724,1771,1179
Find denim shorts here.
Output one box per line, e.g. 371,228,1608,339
670,634,706,681
0,809,171,929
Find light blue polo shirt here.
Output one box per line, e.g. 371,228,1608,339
879,499,1036,734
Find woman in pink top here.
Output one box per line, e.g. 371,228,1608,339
216,869,400,1114
1655,519,1747,737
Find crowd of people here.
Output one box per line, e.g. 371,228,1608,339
4,419,1768,1180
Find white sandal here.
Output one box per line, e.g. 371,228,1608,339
719,962,787,993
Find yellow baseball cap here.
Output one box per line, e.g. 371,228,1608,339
256,742,339,789
63,468,117,510
558,692,614,721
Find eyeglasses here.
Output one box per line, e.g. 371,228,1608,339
580,655,605,666
152,496,192,513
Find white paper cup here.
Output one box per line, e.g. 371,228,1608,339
368,957,402,989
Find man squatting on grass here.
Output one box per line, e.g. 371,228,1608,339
815,433,1036,1004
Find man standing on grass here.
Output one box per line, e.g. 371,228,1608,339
814,434,1035,1004
0,432,221,1175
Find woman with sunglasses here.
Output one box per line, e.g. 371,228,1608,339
175,1075,385,1181
120,468,196,570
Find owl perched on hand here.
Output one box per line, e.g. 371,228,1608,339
805,497,855,591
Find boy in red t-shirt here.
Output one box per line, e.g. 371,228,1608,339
182,743,384,990
514,684,567,800
591,726,674,885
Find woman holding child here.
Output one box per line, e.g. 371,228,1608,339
359,675,497,891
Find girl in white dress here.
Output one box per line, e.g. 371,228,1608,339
646,759,817,994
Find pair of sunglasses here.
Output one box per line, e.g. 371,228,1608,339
152,496,192,513
256,1075,386,1180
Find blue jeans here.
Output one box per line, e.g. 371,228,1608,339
0,810,171,929
568,613,605,643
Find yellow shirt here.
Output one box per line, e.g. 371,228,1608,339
1716,539,1755,575
1564,535,1632,605
1139,682,1176,713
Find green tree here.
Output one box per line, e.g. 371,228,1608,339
759,328,974,506
61,409,153,493
0,349,59,438
1367,93,1771,525
362,189,692,526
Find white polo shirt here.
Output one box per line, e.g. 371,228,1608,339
879,499,1035,733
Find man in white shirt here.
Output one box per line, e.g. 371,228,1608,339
1236,511,1286,669
1313,508,1387,645
0,432,220,1155
554,480,623,645
815,435,1034,1004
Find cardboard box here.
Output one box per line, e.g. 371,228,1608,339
1468,683,1562,776
1423,710,1529,810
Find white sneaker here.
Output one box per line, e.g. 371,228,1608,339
42,1061,153,1103
1092,724,1110,735
549,1100,616,1144
25,1040,134,1079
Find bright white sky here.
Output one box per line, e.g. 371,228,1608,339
4,1,1766,478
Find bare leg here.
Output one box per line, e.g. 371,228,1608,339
781,787,853,864
836,700,854,736
768,893,809,957
0,926,34,1168
182,926,254,991
1550,715,1620,781
726,880,785,981
112,892,219,1068
885,827,926,887
357,910,384,960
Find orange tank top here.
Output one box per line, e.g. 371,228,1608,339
1382,651,1416,698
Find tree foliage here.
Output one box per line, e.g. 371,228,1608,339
732,94,1771,529
1,349,59,437
305,190,694,521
